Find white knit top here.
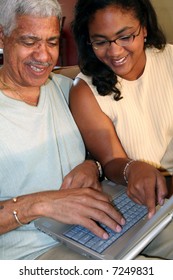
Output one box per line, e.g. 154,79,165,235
77,44,173,174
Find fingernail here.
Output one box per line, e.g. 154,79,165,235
115,225,122,232
148,212,153,219
103,232,109,239
159,198,164,205
121,218,126,225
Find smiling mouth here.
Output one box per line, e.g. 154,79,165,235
28,61,52,73
30,65,45,72
112,55,128,66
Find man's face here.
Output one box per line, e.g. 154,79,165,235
2,15,60,88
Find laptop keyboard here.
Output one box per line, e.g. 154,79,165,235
63,192,148,254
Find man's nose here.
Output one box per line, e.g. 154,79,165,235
33,43,50,61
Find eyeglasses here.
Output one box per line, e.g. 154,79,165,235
89,25,141,51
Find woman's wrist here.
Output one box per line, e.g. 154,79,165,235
103,157,137,185
123,159,136,184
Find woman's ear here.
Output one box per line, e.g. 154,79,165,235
143,26,147,39
0,25,4,49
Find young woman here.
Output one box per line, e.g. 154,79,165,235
70,0,173,259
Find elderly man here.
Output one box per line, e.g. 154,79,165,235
0,0,124,260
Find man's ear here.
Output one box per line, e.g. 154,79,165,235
0,25,4,49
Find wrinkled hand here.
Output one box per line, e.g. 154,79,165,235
47,187,125,239
60,160,102,191
126,161,168,218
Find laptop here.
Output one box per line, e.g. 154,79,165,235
34,180,173,260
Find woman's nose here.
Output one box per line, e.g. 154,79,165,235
106,41,124,56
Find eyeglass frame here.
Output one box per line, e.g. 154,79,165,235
88,25,142,51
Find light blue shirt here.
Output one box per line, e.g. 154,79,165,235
0,73,85,259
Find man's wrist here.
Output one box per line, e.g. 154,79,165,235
94,160,104,181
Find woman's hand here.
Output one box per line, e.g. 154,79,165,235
126,161,168,218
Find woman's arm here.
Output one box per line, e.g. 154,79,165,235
69,78,167,217
70,78,128,182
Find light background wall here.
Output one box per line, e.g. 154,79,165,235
151,0,173,43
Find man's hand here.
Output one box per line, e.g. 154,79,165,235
44,187,125,239
60,160,102,191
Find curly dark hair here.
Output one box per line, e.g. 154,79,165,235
72,0,166,100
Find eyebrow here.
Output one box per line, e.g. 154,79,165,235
18,34,60,42
90,26,134,40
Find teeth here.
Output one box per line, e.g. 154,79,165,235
117,57,126,63
113,56,127,65
30,65,44,72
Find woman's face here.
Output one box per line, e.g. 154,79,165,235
88,5,147,80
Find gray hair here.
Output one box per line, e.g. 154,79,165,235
0,0,62,36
